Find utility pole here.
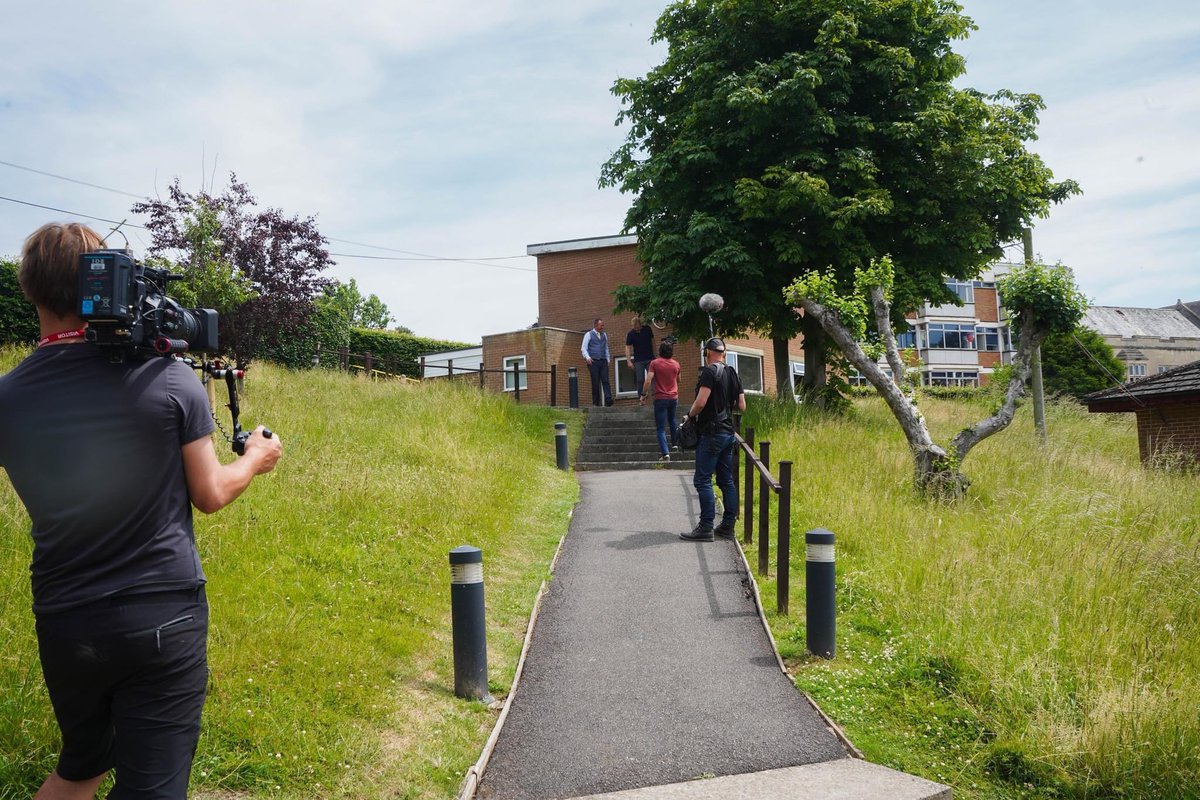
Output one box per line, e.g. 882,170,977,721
1024,228,1047,441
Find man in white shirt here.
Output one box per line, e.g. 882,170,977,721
581,318,613,406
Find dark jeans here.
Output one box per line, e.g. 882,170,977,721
653,398,678,456
36,588,209,797
588,359,612,406
693,431,738,529
633,359,651,397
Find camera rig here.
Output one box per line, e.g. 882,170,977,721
179,357,273,454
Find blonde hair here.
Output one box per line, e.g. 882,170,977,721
19,222,104,316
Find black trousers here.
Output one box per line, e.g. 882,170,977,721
588,359,612,406
36,587,209,798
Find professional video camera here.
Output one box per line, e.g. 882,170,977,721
78,249,218,359
77,249,272,453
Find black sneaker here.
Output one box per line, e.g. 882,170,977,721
679,525,714,542
714,520,737,539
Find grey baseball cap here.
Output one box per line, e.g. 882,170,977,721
704,337,726,352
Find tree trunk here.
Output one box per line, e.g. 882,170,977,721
772,337,793,401
800,313,826,404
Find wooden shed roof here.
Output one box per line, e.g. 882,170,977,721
1084,359,1200,412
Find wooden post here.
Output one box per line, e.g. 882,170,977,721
550,364,558,407
448,359,454,378
513,363,521,402
419,356,426,380
364,353,374,377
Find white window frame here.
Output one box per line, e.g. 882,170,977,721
614,356,639,396
946,279,975,304
925,370,979,388
503,355,528,391
1127,363,1147,380
726,350,764,394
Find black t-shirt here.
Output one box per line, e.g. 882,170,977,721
0,345,214,614
625,326,655,362
696,362,743,434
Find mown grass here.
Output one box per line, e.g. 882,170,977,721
0,350,582,799
743,395,1200,799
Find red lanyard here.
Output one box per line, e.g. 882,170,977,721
37,328,88,348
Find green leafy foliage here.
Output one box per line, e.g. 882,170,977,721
342,329,475,378
997,261,1088,340
602,0,1078,355
319,279,394,331
0,259,38,346
1040,325,1125,400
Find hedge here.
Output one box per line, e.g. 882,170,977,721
0,259,39,346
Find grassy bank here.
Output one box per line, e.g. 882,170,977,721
0,353,582,799
744,395,1200,799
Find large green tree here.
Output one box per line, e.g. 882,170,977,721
601,0,1077,399
1040,325,1125,400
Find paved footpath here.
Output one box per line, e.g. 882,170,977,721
477,470,851,800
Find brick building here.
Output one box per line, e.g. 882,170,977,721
1085,360,1200,468
480,234,805,405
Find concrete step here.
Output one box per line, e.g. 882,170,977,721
575,459,694,471
569,759,951,799
576,448,692,461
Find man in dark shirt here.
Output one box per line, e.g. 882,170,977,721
624,315,655,400
0,222,282,799
679,337,746,542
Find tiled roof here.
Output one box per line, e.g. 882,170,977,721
1084,359,1200,410
1083,306,1200,339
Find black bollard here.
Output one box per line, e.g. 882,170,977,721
805,529,836,659
555,422,569,470
449,546,495,702
568,366,579,409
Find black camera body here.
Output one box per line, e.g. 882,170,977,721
78,250,219,358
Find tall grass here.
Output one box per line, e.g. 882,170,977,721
0,352,581,799
745,395,1200,798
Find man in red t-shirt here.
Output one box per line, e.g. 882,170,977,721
640,340,682,460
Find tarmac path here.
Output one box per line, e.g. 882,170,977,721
476,470,849,800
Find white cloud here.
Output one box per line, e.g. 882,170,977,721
2,0,1196,342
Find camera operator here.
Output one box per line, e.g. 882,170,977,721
0,222,282,800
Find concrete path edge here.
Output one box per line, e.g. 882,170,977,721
727,536,864,760
457,516,574,800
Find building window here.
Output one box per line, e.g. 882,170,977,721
975,326,1001,352
1127,363,1147,380
848,368,892,387
895,326,917,350
615,357,638,396
727,351,763,393
946,279,975,304
927,322,978,349
503,356,527,391
1157,365,1171,375
972,280,996,289
926,370,979,387
791,361,805,394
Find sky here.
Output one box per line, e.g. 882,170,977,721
1,0,1197,343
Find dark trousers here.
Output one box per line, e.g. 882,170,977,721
36,588,209,798
588,359,612,406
